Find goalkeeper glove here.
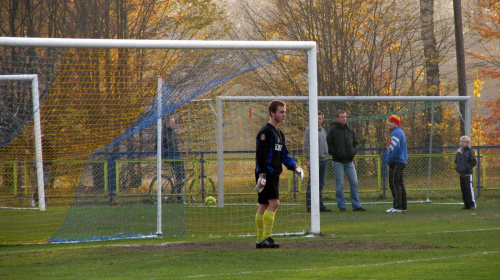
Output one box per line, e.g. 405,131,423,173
255,173,266,193
293,165,304,181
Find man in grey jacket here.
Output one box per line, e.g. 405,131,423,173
304,111,331,212
327,111,366,212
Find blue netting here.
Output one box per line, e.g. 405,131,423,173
51,49,281,242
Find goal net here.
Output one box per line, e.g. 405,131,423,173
0,38,316,243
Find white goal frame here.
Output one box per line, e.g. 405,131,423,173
0,37,319,235
0,74,46,211
217,96,471,235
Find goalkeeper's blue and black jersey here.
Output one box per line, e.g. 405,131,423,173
255,123,296,175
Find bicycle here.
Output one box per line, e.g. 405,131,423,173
148,159,216,203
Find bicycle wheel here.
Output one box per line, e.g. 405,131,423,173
149,175,174,202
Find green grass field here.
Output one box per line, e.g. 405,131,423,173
1,200,499,279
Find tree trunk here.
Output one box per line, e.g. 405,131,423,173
420,0,443,147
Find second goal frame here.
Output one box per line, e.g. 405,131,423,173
217,95,471,235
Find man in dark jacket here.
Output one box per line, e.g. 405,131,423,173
326,111,365,212
162,117,185,201
455,136,477,210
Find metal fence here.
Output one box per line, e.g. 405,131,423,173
324,146,500,201
1,146,499,206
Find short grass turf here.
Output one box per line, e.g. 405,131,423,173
1,200,499,279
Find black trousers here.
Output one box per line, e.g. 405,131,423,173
388,162,407,210
459,174,476,208
169,161,185,194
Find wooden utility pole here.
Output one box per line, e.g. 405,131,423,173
453,0,468,135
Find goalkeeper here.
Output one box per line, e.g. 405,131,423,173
254,100,304,249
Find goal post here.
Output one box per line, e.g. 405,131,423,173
0,74,46,211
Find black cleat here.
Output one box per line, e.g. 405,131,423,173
320,207,332,212
260,237,280,248
339,208,347,212
256,242,262,249
353,207,366,211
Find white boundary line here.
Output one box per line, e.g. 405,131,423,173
330,227,500,238
0,207,39,210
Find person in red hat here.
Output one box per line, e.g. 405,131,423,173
385,115,408,213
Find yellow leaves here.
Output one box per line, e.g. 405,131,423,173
389,41,401,54
473,78,484,98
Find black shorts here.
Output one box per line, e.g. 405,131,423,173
256,172,280,204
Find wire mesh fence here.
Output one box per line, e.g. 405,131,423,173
2,146,499,208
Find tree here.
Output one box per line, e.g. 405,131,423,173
465,0,500,79
231,0,459,148
0,0,230,161
419,0,444,149
465,0,500,145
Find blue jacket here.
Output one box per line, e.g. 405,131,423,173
386,126,408,165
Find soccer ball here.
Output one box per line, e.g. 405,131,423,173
205,196,217,206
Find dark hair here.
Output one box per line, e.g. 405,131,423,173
336,110,346,117
318,111,324,117
269,100,286,115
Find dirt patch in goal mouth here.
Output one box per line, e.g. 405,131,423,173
117,240,434,252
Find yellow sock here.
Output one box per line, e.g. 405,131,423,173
262,210,276,240
255,214,264,242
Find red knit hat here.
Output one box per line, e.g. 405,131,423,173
388,115,401,126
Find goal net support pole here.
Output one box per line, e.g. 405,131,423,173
0,74,45,211
156,77,163,235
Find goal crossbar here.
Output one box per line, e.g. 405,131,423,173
0,37,316,50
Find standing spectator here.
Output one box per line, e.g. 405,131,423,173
385,115,408,213
304,111,331,212
327,111,366,212
455,136,477,210
162,117,185,202
254,100,304,249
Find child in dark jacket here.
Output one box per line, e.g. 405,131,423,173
455,136,477,210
